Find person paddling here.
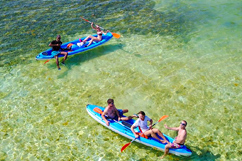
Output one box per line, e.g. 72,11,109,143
81,22,109,47
131,111,168,143
49,35,68,70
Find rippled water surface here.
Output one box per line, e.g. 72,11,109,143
0,0,242,160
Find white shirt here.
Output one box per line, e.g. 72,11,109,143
132,116,151,132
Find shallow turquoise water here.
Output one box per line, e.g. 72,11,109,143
0,0,242,160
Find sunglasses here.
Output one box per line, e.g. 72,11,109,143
180,123,186,126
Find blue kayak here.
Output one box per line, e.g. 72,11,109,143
86,104,192,156
36,32,113,60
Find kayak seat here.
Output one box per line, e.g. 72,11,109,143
121,121,132,128
71,44,79,50
42,52,51,56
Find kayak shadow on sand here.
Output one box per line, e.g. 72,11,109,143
185,145,221,161
55,43,123,78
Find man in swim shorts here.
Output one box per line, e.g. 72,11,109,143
131,111,168,143
101,99,135,126
49,35,68,70
160,120,187,159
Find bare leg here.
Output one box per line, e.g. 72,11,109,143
119,109,131,121
152,129,168,143
86,37,101,47
160,143,171,159
60,51,68,63
55,55,60,69
145,130,164,142
82,35,91,43
86,39,93,47
120,115,136,121
144,129,167,143
83,35,96,43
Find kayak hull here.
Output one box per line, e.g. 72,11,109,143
86,104,192,156
36,32,113,60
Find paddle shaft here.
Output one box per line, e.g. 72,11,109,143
80,17,120,39
151,122,159,127
80,16,105,30
130,137,137,144
151,115,169,127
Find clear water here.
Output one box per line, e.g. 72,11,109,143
0,0,242,160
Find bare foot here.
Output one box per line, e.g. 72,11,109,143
160,140,168,144
160,154,166,159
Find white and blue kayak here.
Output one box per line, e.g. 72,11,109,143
36,32,113,60
86,104,192,156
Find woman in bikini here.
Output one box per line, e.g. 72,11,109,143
82,22,109,47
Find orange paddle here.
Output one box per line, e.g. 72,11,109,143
121,138,136,152
80,16,121,39
44,60,50,64
121,126,143,152
152,115,169,127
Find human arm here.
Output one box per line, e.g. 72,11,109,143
91,22,96,30
131,125,139,138
101,30,110,35
115,108,121,121
102,109,110,126
49,41,61,47
164,124,179,131
49,43,60,47
148,119,153,129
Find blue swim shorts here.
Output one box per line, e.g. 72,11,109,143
51,51,61,56
110,109,124,120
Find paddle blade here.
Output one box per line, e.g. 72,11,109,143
158,115,168,122
121,142,131,152
44,60,50,64
111,32,121,39
93,107,103,114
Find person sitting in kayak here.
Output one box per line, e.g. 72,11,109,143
102,99,136,126
49,35,68,70
131,111,168,144
160,120,187,159
81,22,109,47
